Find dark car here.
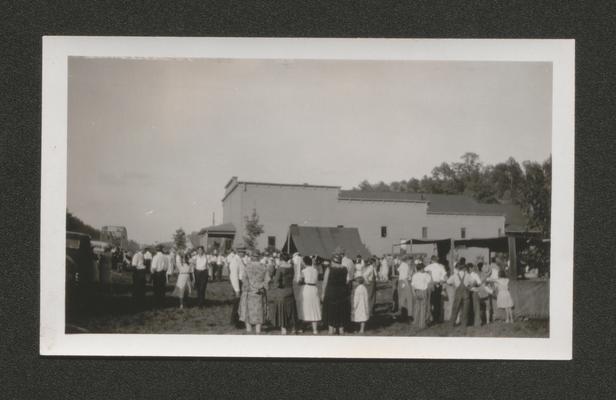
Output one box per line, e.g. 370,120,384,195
66,231,96,308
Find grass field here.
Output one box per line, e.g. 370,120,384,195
66,271,549,337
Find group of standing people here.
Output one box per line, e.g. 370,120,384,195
129,244,515,333
392,254,515,328
234,249,382,335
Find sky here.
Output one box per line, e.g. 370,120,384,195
67,57,552,244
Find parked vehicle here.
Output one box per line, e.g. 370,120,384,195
66,231,96,308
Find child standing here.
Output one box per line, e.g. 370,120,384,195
352,276,370,334
492,269,514,323
172,252,194,309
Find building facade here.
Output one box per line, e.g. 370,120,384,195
220,177,510,256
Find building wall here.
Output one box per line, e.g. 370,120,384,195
222,183,506,256
225,183,340,250
335,199,429,256
426,213,505,240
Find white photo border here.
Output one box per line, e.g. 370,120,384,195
41,37,574,359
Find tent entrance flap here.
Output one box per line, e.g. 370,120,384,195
282,226,371,259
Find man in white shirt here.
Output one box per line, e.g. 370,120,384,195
166,248,176,283
150,246,170,307
131,249,146,305
425,255,447,323
194,246,209,308
227,249,245,327
143,249,153,273
468,265,483,327
394,255,413,321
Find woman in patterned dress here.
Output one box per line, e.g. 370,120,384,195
239,251,270,334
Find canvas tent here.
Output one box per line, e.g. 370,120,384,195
282,225,371,259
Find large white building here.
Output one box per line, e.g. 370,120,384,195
206,177,524,256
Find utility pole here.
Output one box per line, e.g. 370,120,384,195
212,212,215,226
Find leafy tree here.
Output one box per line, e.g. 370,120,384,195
66,210,101,240
243,209,264,250
173,228,187,249
519,157,551,236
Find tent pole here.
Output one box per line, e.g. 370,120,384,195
286,228,290,254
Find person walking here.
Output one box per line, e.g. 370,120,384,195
194,246,209,308
267,253,298,335
322,254,351,335
150,245,169,307
301,256,321,334
239,251,270,334
131,248,146,306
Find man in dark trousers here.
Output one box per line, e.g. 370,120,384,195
131,248,147,307
447,258,471,327
150,245,169,307
194,246,209,308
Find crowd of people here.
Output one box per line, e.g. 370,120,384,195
128,245,515,334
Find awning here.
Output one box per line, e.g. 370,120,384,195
454,237,510,253
198,223,236,238
282,225,371,259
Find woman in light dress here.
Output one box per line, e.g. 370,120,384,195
301,256,321,334
362,258,377,316
172,251,194,309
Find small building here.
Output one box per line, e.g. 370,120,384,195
217,177,524,256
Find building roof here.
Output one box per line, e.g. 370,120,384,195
339,190,502,215
198,223,236,236
339,190,531,231
222,178,340,201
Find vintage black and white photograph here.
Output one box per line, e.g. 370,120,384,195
41,37,574,358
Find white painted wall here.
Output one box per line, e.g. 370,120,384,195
221,183,507,256
335,199,429,256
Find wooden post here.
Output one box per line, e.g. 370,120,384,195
508,235,517,280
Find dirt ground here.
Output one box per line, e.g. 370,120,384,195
66,271,549,337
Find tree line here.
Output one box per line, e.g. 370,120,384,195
66,211,140,252
354,152,551,236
